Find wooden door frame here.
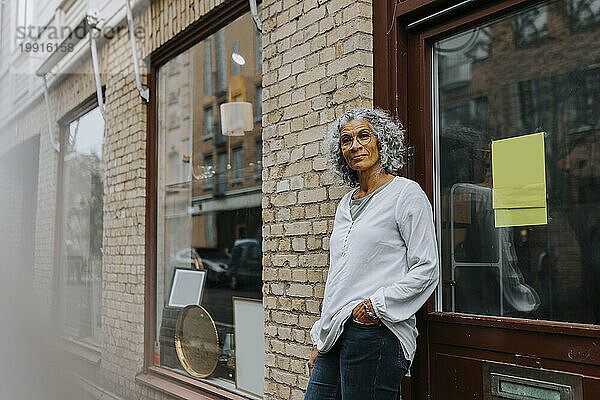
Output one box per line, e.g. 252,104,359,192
373,0,600,398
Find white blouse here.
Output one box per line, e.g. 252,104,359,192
310,177,439,361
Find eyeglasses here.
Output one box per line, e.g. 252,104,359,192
340,132,372,150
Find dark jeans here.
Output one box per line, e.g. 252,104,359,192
304,319,410,400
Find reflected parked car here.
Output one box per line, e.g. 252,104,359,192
171,248,229,286
227,239,261,290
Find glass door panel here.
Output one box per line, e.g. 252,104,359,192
433,0,600,324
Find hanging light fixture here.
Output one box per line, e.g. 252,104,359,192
219,102,253,136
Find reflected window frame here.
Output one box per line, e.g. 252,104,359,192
56,95,105,350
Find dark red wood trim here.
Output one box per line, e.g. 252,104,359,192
425,312,600,338
373,0,396,112
417,0,544,40
144,62,157,371
137,367,251,400
429,322,600,366
395,0,457,20
431,343,600,376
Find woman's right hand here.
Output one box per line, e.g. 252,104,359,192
307,345,318,376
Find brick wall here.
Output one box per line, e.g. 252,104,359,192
261,0,374,398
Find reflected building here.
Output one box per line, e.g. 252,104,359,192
155,12,263,385
436,0,600,324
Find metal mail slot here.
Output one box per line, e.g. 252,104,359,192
483,361,582,400
491,373,572,400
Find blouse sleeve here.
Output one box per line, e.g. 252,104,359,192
369,181,439,323
309,318,321,345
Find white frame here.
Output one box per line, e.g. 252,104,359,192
167,268,207,308
233,297,264,398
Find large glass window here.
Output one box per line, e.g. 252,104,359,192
434,0,600,325
156,11,263,395
59,106,105,346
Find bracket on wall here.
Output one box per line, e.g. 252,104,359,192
36,17,90,152
87,10,106,120
125,0,149,102
249,0,262,32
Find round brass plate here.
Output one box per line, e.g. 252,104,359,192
174,305,220,378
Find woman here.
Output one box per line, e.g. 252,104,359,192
304,108,439,400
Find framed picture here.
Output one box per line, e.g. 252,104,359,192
233,297,264,398
167,268,207,308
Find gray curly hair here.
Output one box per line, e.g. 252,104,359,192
323,108,405,187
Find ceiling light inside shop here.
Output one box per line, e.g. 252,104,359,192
231,53,246,65
220,102,253,136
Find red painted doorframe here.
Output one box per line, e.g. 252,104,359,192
373,1,600,399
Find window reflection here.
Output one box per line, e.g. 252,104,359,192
512,6,548,47
60,107,104,346
566,0,600,32
435,0,600,325
156,11,263,391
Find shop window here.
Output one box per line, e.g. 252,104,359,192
566,0,600,31
512,6,548,47
434,0,600,325
58,105,104,347
155,11,263,395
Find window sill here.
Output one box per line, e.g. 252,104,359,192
56,335,101,366
137,366,250,400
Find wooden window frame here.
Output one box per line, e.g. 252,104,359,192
373,0,600,397
54,93,104,360
140,1,255,399
375,0,600,334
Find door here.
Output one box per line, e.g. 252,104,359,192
375,0,600,398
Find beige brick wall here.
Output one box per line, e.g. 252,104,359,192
261,0,374,397
3,0,376,398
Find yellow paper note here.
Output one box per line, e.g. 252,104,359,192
492,132,547,227
494,207,547,228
